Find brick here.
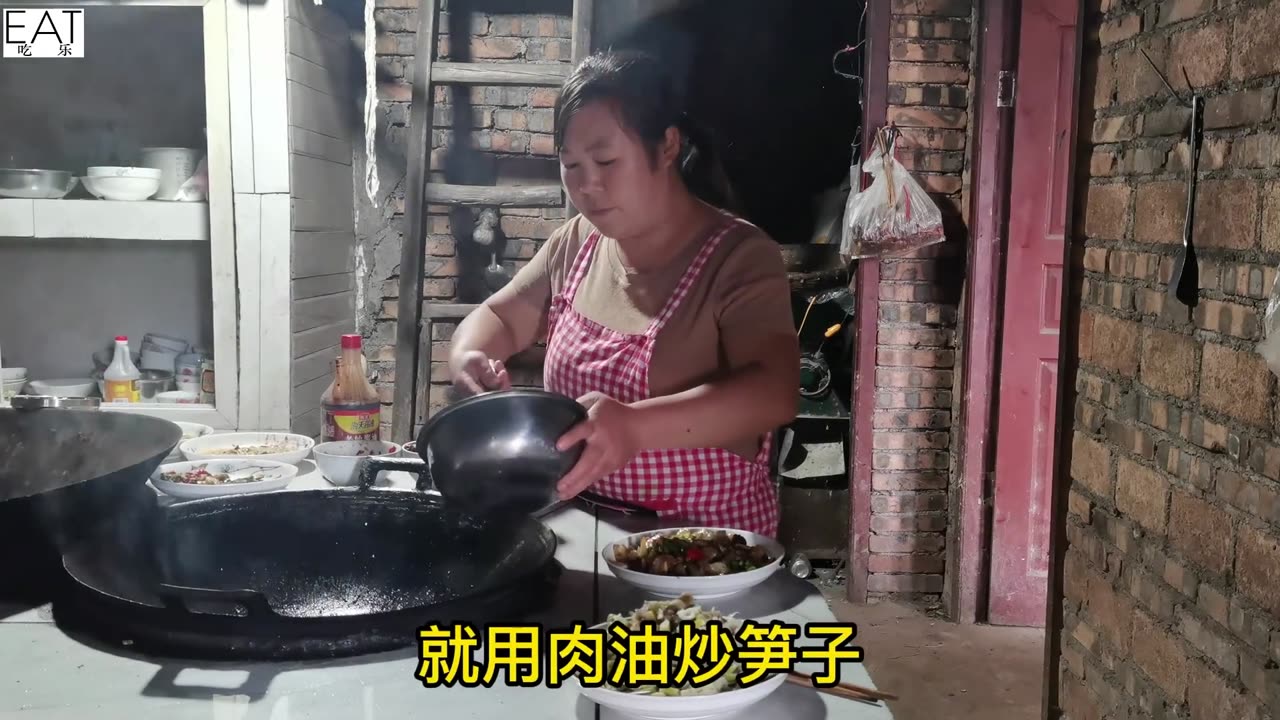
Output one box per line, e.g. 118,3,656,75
868,553,945,573
1264,182,1280,254
1201,343,1271,428
893,18,970,39
1093,115,1137,144
1131,610,1191,701
1133,181,1185,244
1237,524,1280,616
1194,299,1258,340
890,0,971,15
1091,151,1118,177
1163,554,1200,598
1178,607,1239,675
1073,432,1113,500
869,532,946,553
1233,6,1280,80
1093,53,1117,109
877,325,953,345
1169,491,1234,572
1170,21,1230,90
876,348,955,367
875,368,953,388
890,39,969,63
1140,328,1197,398
1116,459,1169,532
872,450,949,471
1227,597,1272,653
875,410,950,429
1090,314,1140,375
1231,134,1280,169
875,390,952,409
1193,180,1258,250
1061,674,1104,720
1069,491,1094,519
1159,0,1212,25
897,127,967,150
1216,470,1280,525
872,472,948,491
1098,14,1141,45
870,512,947,532
894,149,967,173
1206,88,1276,130
530,135,555,156
867,573,944,593
1115,41,1170,104
1188,659,1261,720
888,62,968,85
1084,183,1130,239
1088,574,1135,653
873,431,950,450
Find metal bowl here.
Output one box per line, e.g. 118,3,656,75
411,389,587,515
0,169,77,199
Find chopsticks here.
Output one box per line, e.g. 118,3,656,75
786,670,898,704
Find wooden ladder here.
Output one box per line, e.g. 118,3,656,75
390,0,594,442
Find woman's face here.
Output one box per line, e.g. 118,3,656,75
559,100,679,238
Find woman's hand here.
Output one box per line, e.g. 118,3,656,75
450,350,512,396
554,392,642,500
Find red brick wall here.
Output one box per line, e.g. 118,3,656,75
1058,0,1280,716
867,0,974,600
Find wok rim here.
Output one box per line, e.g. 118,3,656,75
414,388,587,451
60,485,561,623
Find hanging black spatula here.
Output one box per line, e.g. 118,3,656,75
1169,93,1204,309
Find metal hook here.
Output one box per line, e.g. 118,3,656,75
1140,48,1192,108
832,41,865,80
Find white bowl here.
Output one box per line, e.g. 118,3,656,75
164,421,215,462
574,618,786,720
27,378,96,397
313,440,401,486
601,528,785,601
87,166,164,180
151,459,298,500
180,432,315,465
80,175,160,201
156,390,199,404
0,367,27,382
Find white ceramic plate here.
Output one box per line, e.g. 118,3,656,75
150,459,298,499
601,528,785,601
574,618,786,720
179,431,314,465
164,421,215,462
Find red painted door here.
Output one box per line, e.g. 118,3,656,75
988,0,1080,627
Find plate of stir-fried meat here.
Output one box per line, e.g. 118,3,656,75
601,528,785,600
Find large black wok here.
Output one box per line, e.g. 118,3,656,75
0,404,181,602
59,461,560,660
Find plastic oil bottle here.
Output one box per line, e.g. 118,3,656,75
320,334,380,441
103,335,141,403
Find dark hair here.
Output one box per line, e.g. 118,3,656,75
553,50,739,212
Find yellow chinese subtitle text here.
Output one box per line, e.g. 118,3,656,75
414,621,865,690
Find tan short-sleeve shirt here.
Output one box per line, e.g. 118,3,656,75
504,213,796,459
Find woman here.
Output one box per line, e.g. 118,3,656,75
447,50,799,536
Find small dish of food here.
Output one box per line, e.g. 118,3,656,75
574,594,786,719
313,440,401,486
150,459,298,500
601,528,785,600
179,432,314,465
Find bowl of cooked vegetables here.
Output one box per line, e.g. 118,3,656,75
601,528,785,600
150,459,299,499
574,594,786,719
179,431,315,465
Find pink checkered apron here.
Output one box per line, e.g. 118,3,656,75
542,219,780,537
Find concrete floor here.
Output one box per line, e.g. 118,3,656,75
821,586,1046,720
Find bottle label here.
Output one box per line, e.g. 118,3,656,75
323,404,381,441
105,379,139,403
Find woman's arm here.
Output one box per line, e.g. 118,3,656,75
448,289,544,369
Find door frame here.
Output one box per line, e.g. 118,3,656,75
952,0,1085,714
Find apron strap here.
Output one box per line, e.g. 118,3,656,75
645,217,742,338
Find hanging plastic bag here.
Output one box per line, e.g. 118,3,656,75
841,126,946,261
1259,270,1280,379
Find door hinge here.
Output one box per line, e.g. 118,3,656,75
997,70,1017,108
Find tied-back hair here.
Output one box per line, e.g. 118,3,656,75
553,50,739,213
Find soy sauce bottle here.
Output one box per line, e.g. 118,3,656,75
320,334,380,441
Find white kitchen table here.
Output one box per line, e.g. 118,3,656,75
0,463,893,720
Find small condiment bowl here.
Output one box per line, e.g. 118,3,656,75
314,440,401,486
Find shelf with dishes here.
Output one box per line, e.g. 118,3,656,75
0,162,210,242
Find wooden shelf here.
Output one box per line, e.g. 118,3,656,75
432,62,569,86
0,199,210,241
